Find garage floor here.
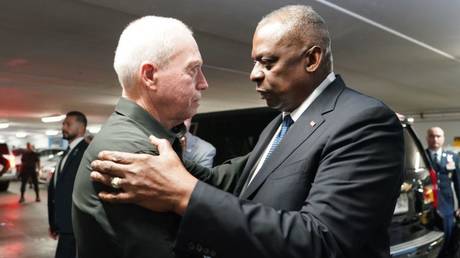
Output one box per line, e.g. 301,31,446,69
0,181,56,258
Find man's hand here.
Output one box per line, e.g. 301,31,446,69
456,209,460,218
49,228,58,240
90,135,198,215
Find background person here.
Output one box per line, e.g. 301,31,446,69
19,142,40,203
182,118,216,168
426,126,460,257
48,111,88,258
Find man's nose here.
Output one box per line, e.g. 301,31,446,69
250,63,264,82
197,68,208,90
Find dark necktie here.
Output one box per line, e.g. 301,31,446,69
243,115,294,190
54,147,70,186
433,152,440,168
265,115,294,161
57,147,70,175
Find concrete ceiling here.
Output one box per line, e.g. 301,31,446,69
0,0,459,140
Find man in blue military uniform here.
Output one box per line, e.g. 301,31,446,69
426,126,460,257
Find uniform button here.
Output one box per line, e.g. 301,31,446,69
187,242,195,250
203,248,209,255
196,244,202,252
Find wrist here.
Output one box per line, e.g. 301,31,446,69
174,175,198,215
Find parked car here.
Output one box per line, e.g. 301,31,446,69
37,148,64,184
389,116,444,258
11,147,24,173
0,143,18,191
192,108,444,258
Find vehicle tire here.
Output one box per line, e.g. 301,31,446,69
0,181,10,191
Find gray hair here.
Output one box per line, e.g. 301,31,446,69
113,16,193,89
259,5,333,71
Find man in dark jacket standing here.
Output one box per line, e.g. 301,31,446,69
19,142,40,203
48,111,88,258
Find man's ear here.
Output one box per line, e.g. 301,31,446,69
304,46,323,73
140,62,158,90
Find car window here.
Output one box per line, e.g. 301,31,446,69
404,129,428,172
0,144,9,155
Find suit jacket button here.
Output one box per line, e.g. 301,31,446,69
187,242,195,250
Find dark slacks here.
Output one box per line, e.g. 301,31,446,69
20,170,39,197
55,233,76,258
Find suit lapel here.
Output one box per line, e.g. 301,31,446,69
440,152,446,171
234,116,282,195
59,141,84,179
241,77,345,199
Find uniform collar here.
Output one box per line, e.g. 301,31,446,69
68,137,85,150
115,97,178,143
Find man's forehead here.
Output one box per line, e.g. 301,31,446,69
168,37,202,64
428,128,444,136
256,20,287,37
252,21,303,55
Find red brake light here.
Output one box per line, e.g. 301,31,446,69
5,155,15,169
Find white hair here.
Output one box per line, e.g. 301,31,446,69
113,16,193,89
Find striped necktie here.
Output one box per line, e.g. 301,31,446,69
244,115,294,189
265,115,294,160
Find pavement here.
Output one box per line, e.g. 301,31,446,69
0,181,56,258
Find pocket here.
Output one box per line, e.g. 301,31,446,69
269,159,307,180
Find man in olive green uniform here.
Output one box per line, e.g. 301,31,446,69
72,15,208,258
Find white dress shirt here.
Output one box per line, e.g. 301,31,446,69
54,137,85,186
248,72,336,184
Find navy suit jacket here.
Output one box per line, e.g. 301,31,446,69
180,76,404,258
426,149,460,217
183,132,216,168
48,139,88,234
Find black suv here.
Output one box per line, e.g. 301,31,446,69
192,107,444,258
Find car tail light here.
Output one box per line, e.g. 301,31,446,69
426,168,438,208
4,154,15,169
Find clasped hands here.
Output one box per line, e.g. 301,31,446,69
90,135,198,215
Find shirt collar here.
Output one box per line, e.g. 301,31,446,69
114,97,183,156
68,137,85,150
283,72,336,122
115,97,177,143
430,148,443,157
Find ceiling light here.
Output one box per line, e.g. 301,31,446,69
16,132,27,138
41,114,65,123
0,122,9,129
45,130,59,136
88,125,101,134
